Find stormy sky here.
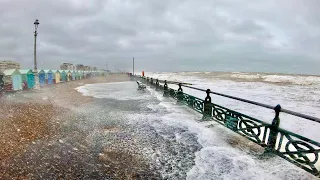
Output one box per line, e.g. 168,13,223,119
0,0,319,74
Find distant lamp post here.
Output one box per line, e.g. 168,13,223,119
33,19,40,89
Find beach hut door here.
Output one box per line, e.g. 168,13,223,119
12,75,22,90
28,74,35,88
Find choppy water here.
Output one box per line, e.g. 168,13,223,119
146,72,320,141
76,81,316,179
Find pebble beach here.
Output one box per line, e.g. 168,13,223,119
0,74,157,179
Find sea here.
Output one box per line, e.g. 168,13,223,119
76,71,319,179
147,71,320,141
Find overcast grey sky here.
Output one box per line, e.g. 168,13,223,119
0,0,319,74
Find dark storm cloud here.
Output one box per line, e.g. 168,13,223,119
0,0,319,74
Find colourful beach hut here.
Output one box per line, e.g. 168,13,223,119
78,71,83,80
66,70,72,81
0,71,4,91
38,70,46,86
71,71,76,81
19,69,35,89
3,69,22,91
60,70,67,82
52,70,60,84
75,71,80,80
44,70,53,84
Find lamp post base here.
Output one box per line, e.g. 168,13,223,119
33,72,40,89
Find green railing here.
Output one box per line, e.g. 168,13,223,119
134,75,320,177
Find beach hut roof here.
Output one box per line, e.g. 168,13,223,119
43,69,52,73
37,69,45,73
59,70,66,73
51,70,60,73
19,69,33,74
3,69,21,75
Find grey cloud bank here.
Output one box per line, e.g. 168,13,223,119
0,0,319,74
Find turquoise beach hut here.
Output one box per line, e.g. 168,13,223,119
19,69,35,89
76,71,80,80
3,69,22,91
38,70,46,86
60,70,67,82
44,70,53,84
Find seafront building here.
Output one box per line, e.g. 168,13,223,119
0,60,20,72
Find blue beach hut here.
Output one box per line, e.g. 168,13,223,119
44,70,53,84
38,70,46,86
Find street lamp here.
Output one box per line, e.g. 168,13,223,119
33,19,40,89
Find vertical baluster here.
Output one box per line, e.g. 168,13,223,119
177,83,183,103
202,89,213,120
163,80,169,97
266,104,281,152
156,79,159,90
150,78,153,87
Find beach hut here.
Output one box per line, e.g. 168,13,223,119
71,71,76,81
59,70,67,82
79,71,84,79
66,70,72,81
44,70,53,84
0,71,4,91
19,69,35,89
51,70,61,84
38,70,46,86
76,71,80,80
3,69,22,91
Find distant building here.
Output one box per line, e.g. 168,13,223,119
84,66,91,71
60,63,76,71
76,64,84,71
0,60,20,72
93,67,97,71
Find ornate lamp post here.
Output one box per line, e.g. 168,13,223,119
33,19,40,89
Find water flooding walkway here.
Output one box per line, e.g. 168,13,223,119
1,80,316,179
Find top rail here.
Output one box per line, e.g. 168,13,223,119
180,84,320,123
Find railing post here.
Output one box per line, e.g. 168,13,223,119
146,77,149,85
150,78,153,86
266,104,281,152
202,89,212,120
177,83,183,103
155,79,159,90
163,80,169,97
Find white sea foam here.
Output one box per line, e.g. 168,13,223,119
76,81,152,101
134,89,315,179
